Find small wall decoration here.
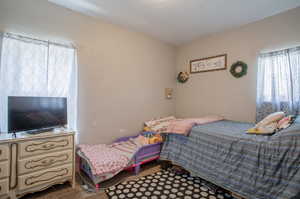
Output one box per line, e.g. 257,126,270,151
230,61,248,78
190,54,227,74
177,72,190,83
165,88,173,99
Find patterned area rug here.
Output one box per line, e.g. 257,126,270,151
106,169,234,199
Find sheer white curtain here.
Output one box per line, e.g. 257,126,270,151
0,33,77,133
256,47,300,121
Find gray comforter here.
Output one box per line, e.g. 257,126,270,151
160,119,300,199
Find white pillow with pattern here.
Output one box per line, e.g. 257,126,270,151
255,112,285,128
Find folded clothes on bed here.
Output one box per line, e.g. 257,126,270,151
165,115,224,136
143,115,224,135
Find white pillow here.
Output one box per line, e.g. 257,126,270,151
256,112,285,128
247,122,278,135
144,116,176,132
258,122,278,134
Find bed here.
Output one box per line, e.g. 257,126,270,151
160,119,300,199
78,134,162,189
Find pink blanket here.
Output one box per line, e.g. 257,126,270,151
79,139,141,176
165,115,224,136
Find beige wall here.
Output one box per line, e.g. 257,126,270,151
0,0,176,144
1,0,300,144
176,7,300,122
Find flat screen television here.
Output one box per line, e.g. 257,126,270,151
8,96,67,133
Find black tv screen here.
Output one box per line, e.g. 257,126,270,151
8,96,67,133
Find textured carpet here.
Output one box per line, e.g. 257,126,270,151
106,169,234,199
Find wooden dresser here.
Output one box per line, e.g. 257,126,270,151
0,130,75,199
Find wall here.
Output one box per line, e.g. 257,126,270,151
176,7,300,122
1,1,299,143
0,0,176,144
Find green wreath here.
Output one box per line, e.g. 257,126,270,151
230,61,248,78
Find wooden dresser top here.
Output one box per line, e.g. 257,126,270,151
0,130,75,144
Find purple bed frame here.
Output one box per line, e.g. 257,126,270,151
79,134,162,188
114,135,162,174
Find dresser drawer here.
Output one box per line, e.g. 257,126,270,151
0,145,9,161
0,162,9,179
18,136,73,158
18,150,73,175
18,164,73,191
0,178,9,196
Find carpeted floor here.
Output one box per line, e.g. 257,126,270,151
20,162,161,199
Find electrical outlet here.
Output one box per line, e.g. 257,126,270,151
165,88,173,99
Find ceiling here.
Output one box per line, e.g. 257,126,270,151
48,0,300,45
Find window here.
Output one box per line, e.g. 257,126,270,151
0,33,77,133
256,46,300,121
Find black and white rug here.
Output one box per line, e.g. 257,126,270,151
106,169,235,199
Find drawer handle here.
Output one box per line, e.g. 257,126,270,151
25,154,69,169
25,140,69,152
25,168,69,186
0,150,2,155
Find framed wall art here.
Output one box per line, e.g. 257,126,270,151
190,54,227,74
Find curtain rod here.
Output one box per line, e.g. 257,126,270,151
2,32,77,49
260,45,300,56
